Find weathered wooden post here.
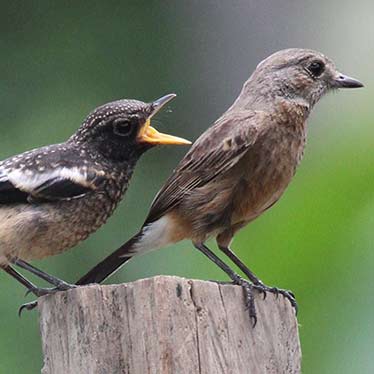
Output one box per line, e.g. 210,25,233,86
39,276,301,373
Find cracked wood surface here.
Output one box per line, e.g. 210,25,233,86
39,276,301,374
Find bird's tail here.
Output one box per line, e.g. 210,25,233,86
76,215,174,285
76,233,142,285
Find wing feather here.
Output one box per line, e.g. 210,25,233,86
0,166,104,204
0,179,29,203
145,110,263,223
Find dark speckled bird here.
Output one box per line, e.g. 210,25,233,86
0,94,190,302
74,49,363,325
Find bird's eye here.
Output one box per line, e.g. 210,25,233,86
307,60,325,77
112,119,134,137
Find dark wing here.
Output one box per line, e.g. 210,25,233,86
145,110,263,223
28,177,94,202
0,179,29,203
0,167,105,204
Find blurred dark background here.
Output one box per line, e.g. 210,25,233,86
0,1,372,373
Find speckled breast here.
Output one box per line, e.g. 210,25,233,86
16,179,128,261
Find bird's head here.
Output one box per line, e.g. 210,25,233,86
241,48,363,110
71,94,190,162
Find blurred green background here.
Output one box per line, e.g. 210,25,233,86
0,1,372,373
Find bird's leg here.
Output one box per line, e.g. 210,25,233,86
194,242,258,326
218,244,263,285
2,264,68,316
13,259,75,291
2,265,57,300
3,265,41,295
218,244,297,313
8,259,75,316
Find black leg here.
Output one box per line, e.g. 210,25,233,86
3,265,39,293
218,245,298,313
218,245,263,285
194,242,257,326
14,259,75,290
3,261,75,316
2,265,55,298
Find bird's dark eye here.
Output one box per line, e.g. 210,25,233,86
307,60,325,77
112,119,135,137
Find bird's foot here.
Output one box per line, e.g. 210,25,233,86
18,301,38,316
252,282,298,314
24,282,76,297
208,278,257,326
231,276,258,327
19,283,76,316
210,279,297,323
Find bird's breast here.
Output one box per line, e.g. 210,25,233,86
230,121,307,224
0,178,129,263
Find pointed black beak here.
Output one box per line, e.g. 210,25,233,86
149,93,177,119
333,73,364,88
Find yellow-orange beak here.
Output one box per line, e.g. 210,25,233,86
137,94,191,145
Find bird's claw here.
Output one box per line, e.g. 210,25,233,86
208,278,297,325
208,277,258,326
24,286,57,298
252,283,298,314
231,276,258,327
25,283,76,297
256,285,268,300
19,283,76,316
18,301,38,316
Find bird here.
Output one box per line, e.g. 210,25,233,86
0,93,190,306
65,49,365,323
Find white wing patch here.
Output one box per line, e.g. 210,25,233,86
0,168,8,183
6,167,96,193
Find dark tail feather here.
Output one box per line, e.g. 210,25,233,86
76,233,141,285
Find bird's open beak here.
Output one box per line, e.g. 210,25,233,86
137,94,191,145
333,73,364,88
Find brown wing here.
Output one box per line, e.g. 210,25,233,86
145,110,263,224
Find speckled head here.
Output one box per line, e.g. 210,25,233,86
70,94,190,162
238,48,363,110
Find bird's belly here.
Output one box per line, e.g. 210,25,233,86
0,194,116,264
229,135,303,226
232,182,287,225
230,165,294,226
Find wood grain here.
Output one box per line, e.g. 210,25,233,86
39,276,301,374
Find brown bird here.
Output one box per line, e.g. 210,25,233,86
0,94,190,310
75,49,362,324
